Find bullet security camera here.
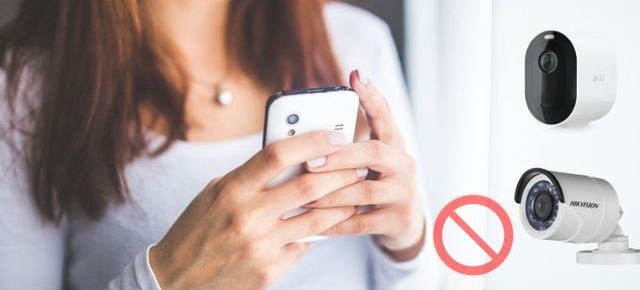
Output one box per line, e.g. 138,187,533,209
515,168,640,264
525,30,616,126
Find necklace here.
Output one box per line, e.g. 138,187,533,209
214,85,234,107
190,75,234,107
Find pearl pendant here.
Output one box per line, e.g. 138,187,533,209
216,88,234,107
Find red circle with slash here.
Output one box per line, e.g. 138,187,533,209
433,194,513,275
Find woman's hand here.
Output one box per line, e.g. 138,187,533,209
304,70,426,261
150,130,366,290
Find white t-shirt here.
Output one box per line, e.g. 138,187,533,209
0,3,427,290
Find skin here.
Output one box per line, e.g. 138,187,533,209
154,0,267,142
308,71,426,254
149,1,426,288
151,131,365,289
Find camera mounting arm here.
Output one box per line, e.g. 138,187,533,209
577,225,640,264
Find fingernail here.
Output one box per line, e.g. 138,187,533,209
306,156,326,168
356,167,369,178
329,131,346,145
355,69,369,85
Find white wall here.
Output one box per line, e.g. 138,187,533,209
408,0,640,289
406,0,493,289
487,0,640,289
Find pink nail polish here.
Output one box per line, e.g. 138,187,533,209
356,167,369,178
306,156,326,168
355,69,369,85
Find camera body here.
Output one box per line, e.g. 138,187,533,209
514,168,621,243
515,168,640,264
525,30,616,126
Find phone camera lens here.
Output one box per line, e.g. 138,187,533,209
287,114,299,125
538,51,558,73
288,129,296,136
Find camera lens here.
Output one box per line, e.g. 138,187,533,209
538,51,558,73
525,180,560,231
533,192,553,221
287,114,299,125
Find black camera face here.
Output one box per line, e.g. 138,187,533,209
526,180,560,231
525,31,578,124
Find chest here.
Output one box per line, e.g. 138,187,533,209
66,136,261,283
64,135,371,289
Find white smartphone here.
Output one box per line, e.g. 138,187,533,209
263,86,360,242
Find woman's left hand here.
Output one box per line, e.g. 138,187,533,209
304,70,425,261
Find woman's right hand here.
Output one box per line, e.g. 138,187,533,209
149,131,365,290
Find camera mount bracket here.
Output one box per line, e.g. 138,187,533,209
577,226,640,264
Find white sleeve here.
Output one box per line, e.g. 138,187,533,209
359,13,430,290
368,230,428,290
0,70,162,290
106,245,162,290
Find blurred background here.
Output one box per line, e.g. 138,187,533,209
2,1,639,290
345,0,406,69
0,0,408,72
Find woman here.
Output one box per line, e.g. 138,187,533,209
0,0,427,289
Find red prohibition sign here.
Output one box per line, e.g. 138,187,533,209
433,194,513,275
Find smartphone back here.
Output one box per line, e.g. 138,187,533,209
263,87,359,241
263,87,359,147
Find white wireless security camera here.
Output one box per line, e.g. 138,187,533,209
525,30,616,126
515,168,640,264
